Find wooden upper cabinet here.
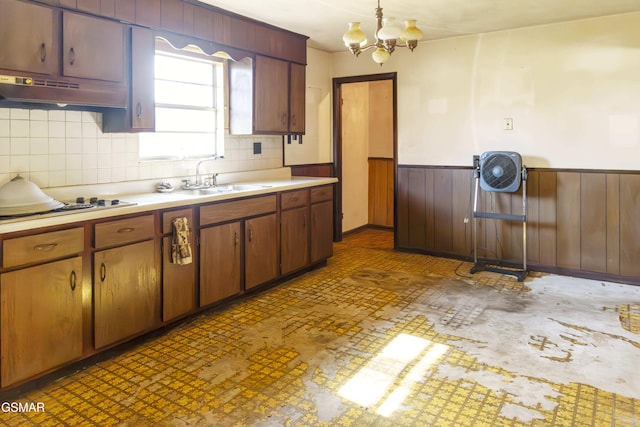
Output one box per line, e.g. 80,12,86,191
254,55,289,133
130,26,155,130
289,63,305,133
229,17,255,52
0,0,57,75
114,0,135,22
62,11,126,83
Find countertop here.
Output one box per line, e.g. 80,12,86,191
0,176,338,234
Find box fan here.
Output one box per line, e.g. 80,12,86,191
471,151,528,281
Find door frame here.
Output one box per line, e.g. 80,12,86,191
332,72,398,242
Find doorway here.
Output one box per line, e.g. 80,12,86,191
332,73,397,241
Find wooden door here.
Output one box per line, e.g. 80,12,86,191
199,222,242,306
254,55,289,133
0,0,57,75
1,257,83,387
311,200,334,263
289,63,305,133
245,214,278,289
94,240,159,349
62,11,125,83
281,207,309,274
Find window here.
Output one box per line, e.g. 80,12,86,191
139,42,225,160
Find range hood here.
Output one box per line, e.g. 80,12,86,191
0,74,126,109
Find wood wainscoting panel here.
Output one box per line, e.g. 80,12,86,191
580,173,607,273
620,174,640,277
397,165,640,285
368,158,394,228
606,174,620,275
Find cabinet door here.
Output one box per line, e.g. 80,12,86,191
130,26,155,130
245,214,278,289
254,55,289,133
311,200,334,263
1,257,83,387
289,63,305,133
0,0,57,75
162,236,196,321
94,240,159,349
281,206,309,275
200,222,242,306
62,11,125,83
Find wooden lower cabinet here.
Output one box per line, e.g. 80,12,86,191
281,206,309,275
199,221,242,306
162,236,196,321
311,200,334,263
1,256,83,387
94,239,159,349
245,213,278,289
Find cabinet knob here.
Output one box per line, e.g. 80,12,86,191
69,270,77,291
34,242,57,252
100,262,106,282
234,231,239,247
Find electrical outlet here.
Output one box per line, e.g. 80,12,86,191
504,118,513,130
253,142,262,154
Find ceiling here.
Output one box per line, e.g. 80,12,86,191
197,0,640,53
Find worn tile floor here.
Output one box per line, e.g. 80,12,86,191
1,228,639,426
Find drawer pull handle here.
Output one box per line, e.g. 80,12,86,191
289,197,299,202
40,43,46,63
248,228,253,242
70,270,77,291
69,47,76,65
117,227,135,233
100,262,106,282
234,231,239,247
34,243,57,251
136,102,142,119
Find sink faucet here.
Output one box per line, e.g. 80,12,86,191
192,155,224,189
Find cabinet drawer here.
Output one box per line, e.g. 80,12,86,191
200,195,276,226
281,189,309,210
3,227,84,268
310,185,333,204
95,214,155,248
162,208,194,234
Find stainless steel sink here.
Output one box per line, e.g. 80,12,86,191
182,184,272,195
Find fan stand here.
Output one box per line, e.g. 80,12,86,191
470,166,528,282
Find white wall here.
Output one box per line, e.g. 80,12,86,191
331,12,640,170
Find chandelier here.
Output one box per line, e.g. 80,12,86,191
342,0,424,65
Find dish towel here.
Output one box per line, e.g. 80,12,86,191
171,217,193,265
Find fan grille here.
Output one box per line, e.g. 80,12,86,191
481,155,517,190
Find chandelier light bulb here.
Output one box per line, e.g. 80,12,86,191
372,47,390,65
400,19,423,42
343,22,368,47
377,17,402,41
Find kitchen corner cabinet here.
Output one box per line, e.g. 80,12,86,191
0,0,58,76
103,25,155,132
1,227,85,388
280,189,310,275
161,208,196,321
93,215,159,349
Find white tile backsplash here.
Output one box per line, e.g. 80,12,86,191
0,107,284,188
